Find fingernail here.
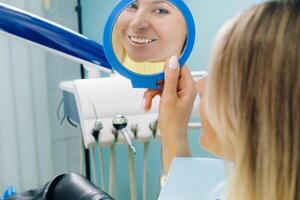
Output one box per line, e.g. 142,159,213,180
169,56,179,70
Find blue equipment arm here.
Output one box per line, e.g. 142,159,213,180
0,3,111,73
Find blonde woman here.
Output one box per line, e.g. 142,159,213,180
143,0,300,199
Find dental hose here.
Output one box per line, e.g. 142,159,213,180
80,136,85,176
91,147,98,186
109,144,116,197
143,141,150,200
98,145,106,192
128,145,137,200
91,145,107,192
90,108,107,192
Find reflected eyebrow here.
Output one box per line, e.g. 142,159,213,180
151,0,174,7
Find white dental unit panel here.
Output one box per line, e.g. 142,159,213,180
60,75,161,148
60,72,204,148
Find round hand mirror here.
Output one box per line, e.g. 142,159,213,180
103,0,195,89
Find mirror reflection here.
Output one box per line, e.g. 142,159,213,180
112,0,187,75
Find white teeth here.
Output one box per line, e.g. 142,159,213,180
129,36,155,44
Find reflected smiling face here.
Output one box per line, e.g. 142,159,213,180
115,0,187,62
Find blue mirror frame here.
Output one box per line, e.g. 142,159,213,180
103,0,195,89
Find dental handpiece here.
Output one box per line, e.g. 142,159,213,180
149,119,158,137
112,115,136,154
90,100,103,141
92,120,103,141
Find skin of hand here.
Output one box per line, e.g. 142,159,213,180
143,56,197,173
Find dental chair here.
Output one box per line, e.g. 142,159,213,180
7,173,114,200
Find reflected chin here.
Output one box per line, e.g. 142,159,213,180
127,53,150,62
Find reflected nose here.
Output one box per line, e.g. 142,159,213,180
129,12,150,31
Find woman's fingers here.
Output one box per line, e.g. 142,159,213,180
175,66,196,102
142,57,195,112
143,89,162,112
162,56,180,100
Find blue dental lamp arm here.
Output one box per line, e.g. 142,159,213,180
0,3,112,72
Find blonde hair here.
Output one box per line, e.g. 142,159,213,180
206,1,300,200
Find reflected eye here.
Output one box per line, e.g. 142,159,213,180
153,8,170,15
127,2,138,10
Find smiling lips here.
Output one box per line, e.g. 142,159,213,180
128,35,156,45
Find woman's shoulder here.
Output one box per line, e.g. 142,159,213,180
158,157,226,200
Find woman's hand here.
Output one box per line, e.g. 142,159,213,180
143,56,197,173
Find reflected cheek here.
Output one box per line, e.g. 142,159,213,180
117,14,133,32
155,32,185,57
116,22,126,40
159,23,185,41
